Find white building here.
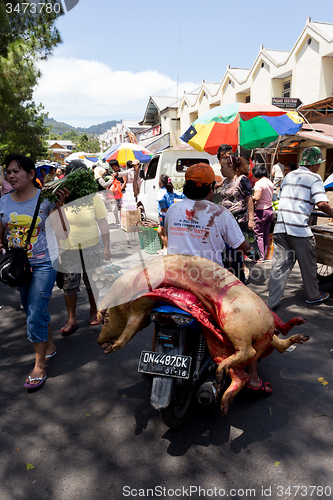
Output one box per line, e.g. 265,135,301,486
100,18,333,174
178,18,333,135
176,17,333,176
99,120,147,149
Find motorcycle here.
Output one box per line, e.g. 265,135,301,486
138,302,224,429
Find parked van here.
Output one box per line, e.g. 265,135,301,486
137,145,218,223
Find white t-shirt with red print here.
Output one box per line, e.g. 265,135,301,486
165,198,244,266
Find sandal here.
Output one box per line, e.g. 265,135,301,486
306,292,330,304
60,323,79,336
243,378,273,398
24,374,47,390
45,351,57,366
89,317,99,326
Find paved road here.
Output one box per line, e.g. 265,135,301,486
0,226,332,500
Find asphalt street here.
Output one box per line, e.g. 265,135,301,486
0,221,332,500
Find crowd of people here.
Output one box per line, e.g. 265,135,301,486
0,144,332,396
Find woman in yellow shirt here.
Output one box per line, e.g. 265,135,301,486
58,161,111,335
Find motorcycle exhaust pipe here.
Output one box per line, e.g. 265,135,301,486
196,379,222,406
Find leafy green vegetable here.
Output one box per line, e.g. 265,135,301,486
41,168,98,207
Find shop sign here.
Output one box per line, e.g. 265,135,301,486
272,97,302,109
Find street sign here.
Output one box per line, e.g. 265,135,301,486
272,97,303,109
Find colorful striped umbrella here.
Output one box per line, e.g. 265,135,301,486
324,174,333,190
102,143,153,165
180,102,303,153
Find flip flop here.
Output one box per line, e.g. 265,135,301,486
306,292,330,304
89,318,99,326
60,323,79,336
24,374,47,390
45,351,57,366
243,378,273,398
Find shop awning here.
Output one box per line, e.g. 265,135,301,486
138,132,170,153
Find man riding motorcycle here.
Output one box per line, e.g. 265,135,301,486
165,163,273,396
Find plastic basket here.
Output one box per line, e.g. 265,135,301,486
139,227,162,254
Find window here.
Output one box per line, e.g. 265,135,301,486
245,95,251,103
145,157,159,180
176,158,209,173
283,80,291,98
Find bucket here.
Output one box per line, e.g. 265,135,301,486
139,227,162,254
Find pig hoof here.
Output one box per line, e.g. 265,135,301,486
102,341,116,353
294,334,310,344
97,310,108,325
220,403,230,416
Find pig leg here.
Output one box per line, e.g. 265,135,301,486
215,342,257,382
271,311,307,336
220,367,250,416
270,333,310,353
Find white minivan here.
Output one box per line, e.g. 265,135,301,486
137,145,218,223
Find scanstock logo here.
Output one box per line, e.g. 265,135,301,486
61,0,80,12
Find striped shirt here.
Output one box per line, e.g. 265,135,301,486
274,167,328,237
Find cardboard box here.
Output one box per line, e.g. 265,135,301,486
120,209,141,232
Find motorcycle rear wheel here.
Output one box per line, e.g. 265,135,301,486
160,378,194,429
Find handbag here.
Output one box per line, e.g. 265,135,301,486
0,193,42,287
243,231,261,261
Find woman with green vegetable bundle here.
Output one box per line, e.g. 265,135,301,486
45,160,111,334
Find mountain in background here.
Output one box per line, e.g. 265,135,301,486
77,121,119,135
44,117,119,136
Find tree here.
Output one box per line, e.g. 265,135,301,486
61,130,81,143
75,134,100,153
0,1,63,163
48,132,61,141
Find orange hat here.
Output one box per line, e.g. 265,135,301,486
185,163,216,187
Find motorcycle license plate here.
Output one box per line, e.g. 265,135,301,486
138,350,191,379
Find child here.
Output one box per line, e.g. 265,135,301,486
156,174,185,254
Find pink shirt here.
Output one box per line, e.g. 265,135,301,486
254,177,274,210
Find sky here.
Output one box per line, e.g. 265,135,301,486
33,0,333,128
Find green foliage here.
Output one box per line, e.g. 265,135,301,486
0,1,62,163
75,134,100,153
61,131,82,142
41,167,98,208
48,132,61,140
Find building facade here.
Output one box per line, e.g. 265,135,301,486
100,18,333,174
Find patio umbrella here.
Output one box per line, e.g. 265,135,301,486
65,152,104,169
324,173,333,190
102,143,153,165
180,102,303,153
